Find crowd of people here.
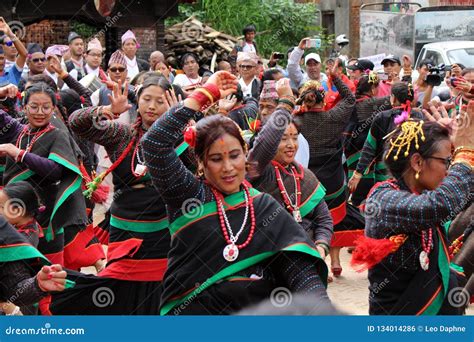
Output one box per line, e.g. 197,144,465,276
0,19,473,316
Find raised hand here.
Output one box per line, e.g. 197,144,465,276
204,71,238,99
298,37,310,50
0,84,18,99
47,55,65,76
163,88,180,110
218,95,237,113
452,100,474,149
106,80,132,115
275,78,293,98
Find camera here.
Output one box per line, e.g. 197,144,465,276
272,52,285,60
426,64,446,87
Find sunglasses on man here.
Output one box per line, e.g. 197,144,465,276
3,41,14,47
109,67,126,73
31,57,46,63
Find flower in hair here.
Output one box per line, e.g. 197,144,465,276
184,125,197,148
394,110,409,125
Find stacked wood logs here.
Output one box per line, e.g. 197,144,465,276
165,16,240,68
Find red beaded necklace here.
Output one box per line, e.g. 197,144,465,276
419,228,433,271
211,184,256,262
272,161,303,223
16,124,54,152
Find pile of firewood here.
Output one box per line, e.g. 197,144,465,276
165,16,240,69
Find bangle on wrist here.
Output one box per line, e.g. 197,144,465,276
315,242,329,256
453,152,474,168
453,146,474,157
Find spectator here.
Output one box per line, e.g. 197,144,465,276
237,52,260,99
83,38,108,83
346,59,374,85
231,24,258,55
217,60,231,72
121,30,149,80
0,20,27,87
173,53,202,95
65,32,85,81
149,50,165,71
287,37,327,88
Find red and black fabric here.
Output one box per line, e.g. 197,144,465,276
344,96,391,206
159,189,328,315
369,227,462,315
3,126,92,269
41,270,162,315
0,216,50,313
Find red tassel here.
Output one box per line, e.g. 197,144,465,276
91,183,110,203
350,235,406,272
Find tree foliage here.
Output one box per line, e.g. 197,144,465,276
165,0,333,58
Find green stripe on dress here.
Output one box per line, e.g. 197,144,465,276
323,185,345,201
7,169,35,184
169,188,261,236
110,215,169,233
366,130,377,150
0,244,50,264
160,242,326,315
299,183,326,218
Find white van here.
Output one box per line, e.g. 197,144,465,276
415,41,474,69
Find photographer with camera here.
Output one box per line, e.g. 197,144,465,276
287,37,328,88
414,59,445,109
0,18,28,87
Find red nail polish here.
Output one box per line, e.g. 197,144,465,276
48,274,53,279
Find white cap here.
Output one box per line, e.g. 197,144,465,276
305,53,321,64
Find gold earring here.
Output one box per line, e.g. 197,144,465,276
415,171,420,180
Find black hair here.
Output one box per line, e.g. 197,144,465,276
23,82,57,107
137,75,173,100
391,82,414,104
130,71,148,86
180,53,199,69
262,68,283,83
3,181,42,218
242,24,256,35
384,121,450,179
461,68,474,76
25,74,58,92
59,89,83,119
419,58,433,69
356,75,379,97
